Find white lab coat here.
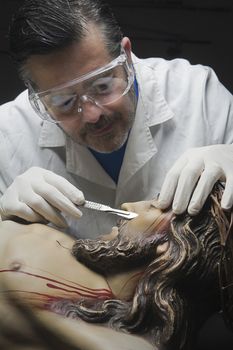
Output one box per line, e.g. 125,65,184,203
0,55,233,238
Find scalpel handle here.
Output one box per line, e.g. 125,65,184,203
82,200,138,220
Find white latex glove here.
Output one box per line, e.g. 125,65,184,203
0,167,85,227
157,144,233,215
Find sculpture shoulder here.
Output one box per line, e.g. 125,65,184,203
0,221,74,264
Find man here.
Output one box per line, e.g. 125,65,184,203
0,0,233,237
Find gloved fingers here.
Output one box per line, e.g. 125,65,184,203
157,156,188,210
1,200,47,223
0,167,83,226
159,145,233,215
0,186,45,223
187,164,223,215
44,172,85,205
21,193,68,227
34,183,83,218
171,163,203,214
221,175,233,210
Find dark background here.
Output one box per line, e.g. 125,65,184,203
0,1,233,348
0,0,233,104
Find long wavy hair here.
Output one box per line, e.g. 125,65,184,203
50,184,229,349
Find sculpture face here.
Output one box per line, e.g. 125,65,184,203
121,200,171,237
105,200,174,248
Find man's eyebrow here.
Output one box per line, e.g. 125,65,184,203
90,70,114,80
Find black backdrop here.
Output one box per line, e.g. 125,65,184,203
1,1,233,349
0,0,233,104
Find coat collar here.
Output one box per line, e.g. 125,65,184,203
38,121,66,147
38,121,116,188
132,53,174,127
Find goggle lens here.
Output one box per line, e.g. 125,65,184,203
29,52,134,123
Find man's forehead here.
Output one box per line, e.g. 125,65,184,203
27,53,112,93
26,31,112,90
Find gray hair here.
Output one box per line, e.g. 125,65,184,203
9,0,123,82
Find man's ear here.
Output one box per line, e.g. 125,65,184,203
121,37,132,62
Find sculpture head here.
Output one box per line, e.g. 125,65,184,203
56,183,232,349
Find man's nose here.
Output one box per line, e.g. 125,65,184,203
79,96,103,123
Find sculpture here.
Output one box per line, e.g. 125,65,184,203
0,184,232,349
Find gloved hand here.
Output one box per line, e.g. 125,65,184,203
0,167,85,227
157,144,233,215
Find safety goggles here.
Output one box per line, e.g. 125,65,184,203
28,49,134,123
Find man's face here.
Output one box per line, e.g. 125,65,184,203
26,26,137,152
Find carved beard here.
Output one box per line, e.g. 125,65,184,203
71,212,172,275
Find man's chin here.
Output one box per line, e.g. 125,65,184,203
87,135,128,153
67,136,123,153
91,142,125,153
68,127,129,152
